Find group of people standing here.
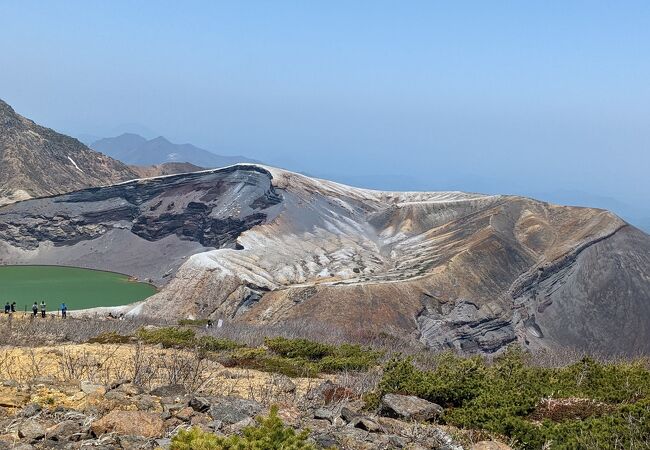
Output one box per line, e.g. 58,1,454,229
3,301,68,318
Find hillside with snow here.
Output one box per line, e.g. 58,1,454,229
0,99,137,206
1,163,648,356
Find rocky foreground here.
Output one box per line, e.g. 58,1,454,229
0,346,503,450
0,318,648,449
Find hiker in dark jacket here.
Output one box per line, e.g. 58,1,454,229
32,302,38,317
4,302,9,314
10,302,16,313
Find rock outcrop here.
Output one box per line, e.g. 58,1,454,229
380,394,443,421
0,99,138,206
0,165,281,283
0,374,477,450
1,164,649,355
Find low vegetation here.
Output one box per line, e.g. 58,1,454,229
177,318,210,327
171,406,315,450
87,331,134,344
136,327,243,352
132,328,382,377
374,347,650,449
220,337,382,377
3,318,649,449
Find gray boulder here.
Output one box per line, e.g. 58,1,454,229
117,435,156,450
46,419,88,442
189,396,211,413
18,420,46,441
208,396,262,424
350,416,381,432
313,408,335,422
149,384,187,398
113,382,144,396
380,394,443,421
19,403,42,418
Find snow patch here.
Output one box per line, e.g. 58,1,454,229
67,156,83,173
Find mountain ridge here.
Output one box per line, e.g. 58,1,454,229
1,164,647,356
0,99,138,206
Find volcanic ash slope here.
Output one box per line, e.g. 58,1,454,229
139,166,650,355
1,164,648,355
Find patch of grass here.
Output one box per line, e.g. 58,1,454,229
196,335,243,352
264,336,382,373
85,328,381,378
375,347,650,449
220,347,320,378
87,331,133,344
319,343,383,372
135,327,242,353
265,336,333,360
171,405,316,450
178,318,210,327
136,327,196,348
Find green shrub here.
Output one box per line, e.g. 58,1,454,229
265,336,333,360
87,331,132,344
320,343,383,372
264,337,382,373
254,356,320,378
170,427,220,450
553,356,650,403
137,327,196,348
197,335,242,352
379,352,487,407
178,318,210,327
221,347,320,378
375,346,650,449
133,330,380,377
171,405,316,450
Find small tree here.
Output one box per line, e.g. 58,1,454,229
171,405,316,450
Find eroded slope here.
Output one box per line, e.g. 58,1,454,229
0,99,137,205
0,164,647,355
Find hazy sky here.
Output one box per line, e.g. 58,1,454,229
1,1,649,224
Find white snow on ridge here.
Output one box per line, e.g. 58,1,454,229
67,156,84,173
111,162,499,207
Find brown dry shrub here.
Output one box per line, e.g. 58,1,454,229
528,397,615,422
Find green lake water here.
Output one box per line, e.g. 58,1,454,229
0,265,157,311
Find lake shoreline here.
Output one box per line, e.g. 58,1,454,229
0,265,157,310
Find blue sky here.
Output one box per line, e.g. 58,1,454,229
1,1,649,227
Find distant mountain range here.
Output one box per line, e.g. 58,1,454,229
0,99,137,206
129,162,205,178
91,133,258,168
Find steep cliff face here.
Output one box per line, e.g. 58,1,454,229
0,99,137,205
0,165,282,283
1,164,648,355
